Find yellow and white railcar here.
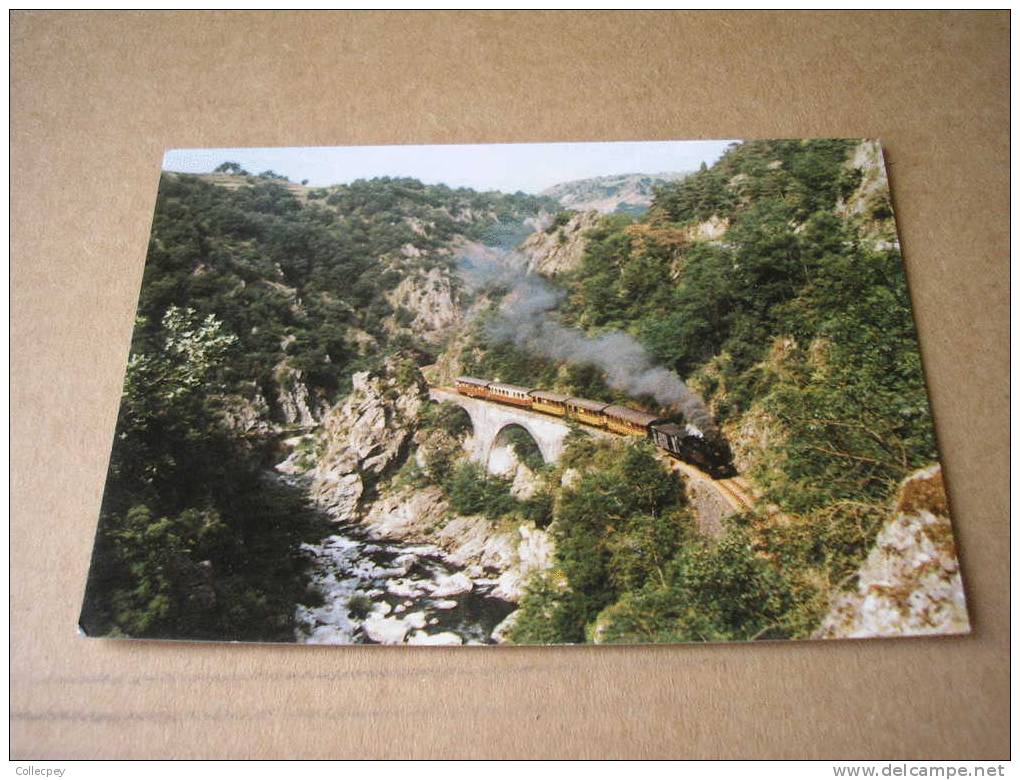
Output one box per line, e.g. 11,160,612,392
603,405,662,436
529,389,570,416
487,382,534,408
565,397,609,427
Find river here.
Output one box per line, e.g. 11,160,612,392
294,525,516,645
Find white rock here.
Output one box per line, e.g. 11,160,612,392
394,553,419,572
407,631,463,646
431,599,458,610
393,604,406,614
431,572,473,597
491,525,554,601
304,361,424,522
404,611,428,630
362,616,410,645
306,624,352,645
387,578,427,598
385,266,462,343
519,211,603,276
815,464,970,639
509,459,542,500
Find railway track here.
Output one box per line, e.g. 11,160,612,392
665,459,757,514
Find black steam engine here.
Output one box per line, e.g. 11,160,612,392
648,422,736,479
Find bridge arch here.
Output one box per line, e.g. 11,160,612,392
486,422,549,476
425,398,475,440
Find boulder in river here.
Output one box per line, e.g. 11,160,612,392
387,578,428,598
431,572,473,597
362,615,411,644
408,631,464,646
404,611,428,630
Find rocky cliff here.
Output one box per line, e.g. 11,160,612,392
274,361,323,428
384,265,463,345
814,464,970,639
837,139,901,248
278,359,425,522
519,210,602,277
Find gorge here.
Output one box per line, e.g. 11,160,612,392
80,140,969,646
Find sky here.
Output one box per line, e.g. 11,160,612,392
162,140,737,194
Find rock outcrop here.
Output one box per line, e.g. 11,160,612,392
490,610,519,644
837,139,900,248
814,464,970,639
279,360,425,522
519,210,602,277
215,383,274,436
385,266,462,344
681,214,729,242
274,361,322,428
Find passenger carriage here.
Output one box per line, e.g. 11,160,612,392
455,376,491,398
565,397,609,427
529,389,570,417
603,405,662,436
486,382,534,408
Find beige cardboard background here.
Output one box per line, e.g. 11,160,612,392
10,11,1009,759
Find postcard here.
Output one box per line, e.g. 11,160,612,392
79,139,969,645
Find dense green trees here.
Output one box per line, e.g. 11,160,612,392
510,440,689,643
214,161,248,175
83,172,554,640
503,431,838,644
80,307,327,640
593,525,794,643
136,173,554,408
507,438,798,644
444,462,521,519
651,139,855,224
502,139,940,642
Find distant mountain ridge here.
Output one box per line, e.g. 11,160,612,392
540,171,690,214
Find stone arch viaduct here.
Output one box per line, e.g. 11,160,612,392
428,386,574,474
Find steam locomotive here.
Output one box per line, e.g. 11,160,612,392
455,377,735,478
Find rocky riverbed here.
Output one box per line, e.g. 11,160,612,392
278,359,552,646
295,525,517,645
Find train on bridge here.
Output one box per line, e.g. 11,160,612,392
455,376,735,478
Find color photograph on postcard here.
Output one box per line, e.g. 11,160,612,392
79,139,969,646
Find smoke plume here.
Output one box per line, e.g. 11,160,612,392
456,244,717,433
